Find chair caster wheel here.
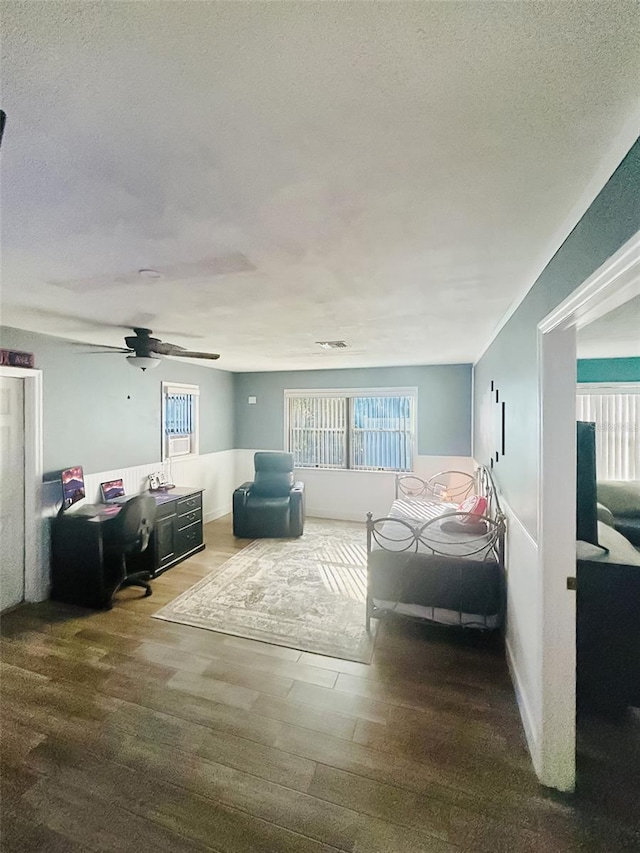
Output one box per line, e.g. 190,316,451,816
144,587,153,597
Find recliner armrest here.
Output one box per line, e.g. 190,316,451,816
234,481,254,499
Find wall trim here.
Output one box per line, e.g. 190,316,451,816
576,382,640,394
0,366,45,604
474,115,640,366
306,509,365,523
505,636,541,775
204,504,232,524
535,227,640,793
539,231,640,335
500,494,538,550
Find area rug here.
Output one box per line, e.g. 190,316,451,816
152,520,377,663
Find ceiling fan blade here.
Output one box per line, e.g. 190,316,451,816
69,342,132,353
149,340,185,356
171,350,220,360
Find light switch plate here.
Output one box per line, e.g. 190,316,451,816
248,396,257,405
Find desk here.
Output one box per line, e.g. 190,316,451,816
50,487,205,609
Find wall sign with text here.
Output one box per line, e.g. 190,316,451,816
0,349,35,368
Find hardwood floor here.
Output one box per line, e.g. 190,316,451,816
1,516,638,852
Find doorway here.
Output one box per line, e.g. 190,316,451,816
0,376,25,611
0,366,45,606
537,230,640,791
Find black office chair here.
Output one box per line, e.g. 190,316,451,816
103,494,157,603
233,452,305,538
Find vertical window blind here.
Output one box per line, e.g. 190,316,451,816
162,382,199,459
165,393,195,435
577,386,639,480
286,391,416,471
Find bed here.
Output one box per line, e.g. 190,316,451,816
366,467,506,632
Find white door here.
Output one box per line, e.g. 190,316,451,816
0,377,25,611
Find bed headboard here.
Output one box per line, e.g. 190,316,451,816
395,470,476,502
379,465,505,565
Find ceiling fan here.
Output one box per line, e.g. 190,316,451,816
93,327,220,370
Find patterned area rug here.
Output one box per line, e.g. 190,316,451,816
153,520,377,663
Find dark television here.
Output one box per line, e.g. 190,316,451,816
61,465,86,510
576,421,599,547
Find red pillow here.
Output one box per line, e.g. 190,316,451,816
457,495,488,522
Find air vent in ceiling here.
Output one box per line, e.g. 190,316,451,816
316,340,348,350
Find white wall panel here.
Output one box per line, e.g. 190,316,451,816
234,451,475,522
501,495,541,777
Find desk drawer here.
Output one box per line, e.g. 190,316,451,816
178,507,202,529
156,500,177,520
177,493,202,514
176,520,203,554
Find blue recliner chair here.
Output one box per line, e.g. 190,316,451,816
233,452,305,538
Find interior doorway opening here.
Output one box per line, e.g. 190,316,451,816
536,230,640,792
0,366,46,608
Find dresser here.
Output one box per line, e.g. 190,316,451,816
149,487,205,575
577,522,640,715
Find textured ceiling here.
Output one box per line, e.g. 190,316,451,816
577,295,640,359
1,2,639,371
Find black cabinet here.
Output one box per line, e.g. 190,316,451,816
155,513,178,569
577,526,640,715
134,488,205,577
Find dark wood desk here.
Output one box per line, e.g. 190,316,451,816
50,487,205,609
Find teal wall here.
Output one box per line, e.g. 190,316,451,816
474,138,640,537
0,326,234,474
577,357,640,383
234,364,472,456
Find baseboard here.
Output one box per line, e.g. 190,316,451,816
505,636,541,776
306,508,367,523
204,504,232,524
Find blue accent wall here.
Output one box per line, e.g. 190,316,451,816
474,138,640,537
234,364,472,457
577,357,640,383
0,326,235,474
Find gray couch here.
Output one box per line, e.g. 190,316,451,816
597,480,640,547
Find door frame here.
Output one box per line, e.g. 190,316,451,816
0,366,46,603
536,229,640,791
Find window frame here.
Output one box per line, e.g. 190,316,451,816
161,381,200,461
284,387,418,473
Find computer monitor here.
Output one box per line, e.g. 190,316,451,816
100,478,125,502
61,466,86,510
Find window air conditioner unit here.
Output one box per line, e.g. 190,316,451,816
168,435,191,457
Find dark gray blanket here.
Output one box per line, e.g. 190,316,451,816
369,499,502,616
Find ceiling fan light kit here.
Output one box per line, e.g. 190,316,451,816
126,354,161,371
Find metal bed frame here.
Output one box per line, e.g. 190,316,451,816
366,466,506,632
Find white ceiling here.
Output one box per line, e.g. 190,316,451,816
2,2,639,372
577,295,640,359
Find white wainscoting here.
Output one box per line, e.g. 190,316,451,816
168,450,236,523
500,495,542,777
234,451,475,522
83,450,237,525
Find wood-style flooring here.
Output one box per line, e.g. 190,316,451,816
1,516,638,852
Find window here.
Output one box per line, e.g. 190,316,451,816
162,382,199,459
285,389,416,471
576,384,639,480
